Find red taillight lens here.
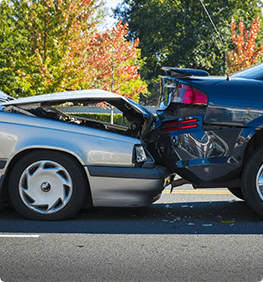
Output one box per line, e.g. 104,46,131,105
162,123,198,133
162,118,199,133
174,84,207,105
165,118,199,127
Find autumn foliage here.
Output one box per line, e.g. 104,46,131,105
2,0,146,100
86,21,147,100
227,18,263,74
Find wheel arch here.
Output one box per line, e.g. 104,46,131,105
242,128,263,169
1,148,93,208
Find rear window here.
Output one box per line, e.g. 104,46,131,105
158,77,177,110
231,63,263,81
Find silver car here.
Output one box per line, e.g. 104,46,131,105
0,89,170,220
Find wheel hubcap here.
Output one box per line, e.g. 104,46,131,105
256,164,263,201
19,160,73,215
41,182,51,192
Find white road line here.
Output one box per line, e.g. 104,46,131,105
0,235,40,238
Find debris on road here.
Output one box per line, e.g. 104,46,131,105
221,220,235,223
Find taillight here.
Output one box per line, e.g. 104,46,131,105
172,84,207,105
162,118,199,133
165,118,199,127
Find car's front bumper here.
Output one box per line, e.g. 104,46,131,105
85,166,171,207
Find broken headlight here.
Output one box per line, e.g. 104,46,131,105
134,145,147,163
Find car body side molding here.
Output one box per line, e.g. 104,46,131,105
87,166,169,179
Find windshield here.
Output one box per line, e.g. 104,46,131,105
231,62,263,81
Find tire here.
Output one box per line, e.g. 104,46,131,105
241,146,263,219
227,187,244,200
8,150,87,220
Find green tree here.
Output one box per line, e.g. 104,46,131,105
115,0,263,98
0,1,32,96
0,0,105,97
0,0,147,100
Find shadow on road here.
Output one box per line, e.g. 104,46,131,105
0,199,262,235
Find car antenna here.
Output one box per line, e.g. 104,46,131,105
199,0,230,81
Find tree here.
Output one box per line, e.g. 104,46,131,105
0,0,105,97
227,18,263,74
115,0,263,97
0,1,32,96
85,20,147,101
0,0,146,100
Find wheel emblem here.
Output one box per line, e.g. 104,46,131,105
41,182,51,192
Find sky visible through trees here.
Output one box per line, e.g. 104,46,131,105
1,0,263,102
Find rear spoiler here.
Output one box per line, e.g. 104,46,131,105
162,67,210,78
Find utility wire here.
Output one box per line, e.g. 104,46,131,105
199,0,230,80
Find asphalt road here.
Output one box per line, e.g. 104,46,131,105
0,185,262,282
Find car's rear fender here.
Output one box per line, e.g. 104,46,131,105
239,126,263,170
230,115,263,168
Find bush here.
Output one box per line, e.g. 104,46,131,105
69,113,130,126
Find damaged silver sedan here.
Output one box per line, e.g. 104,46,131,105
0,89,171,220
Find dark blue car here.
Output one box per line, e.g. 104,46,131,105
149,63,263,218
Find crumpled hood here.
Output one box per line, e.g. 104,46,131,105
1,89,150,117
1,89,154,138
